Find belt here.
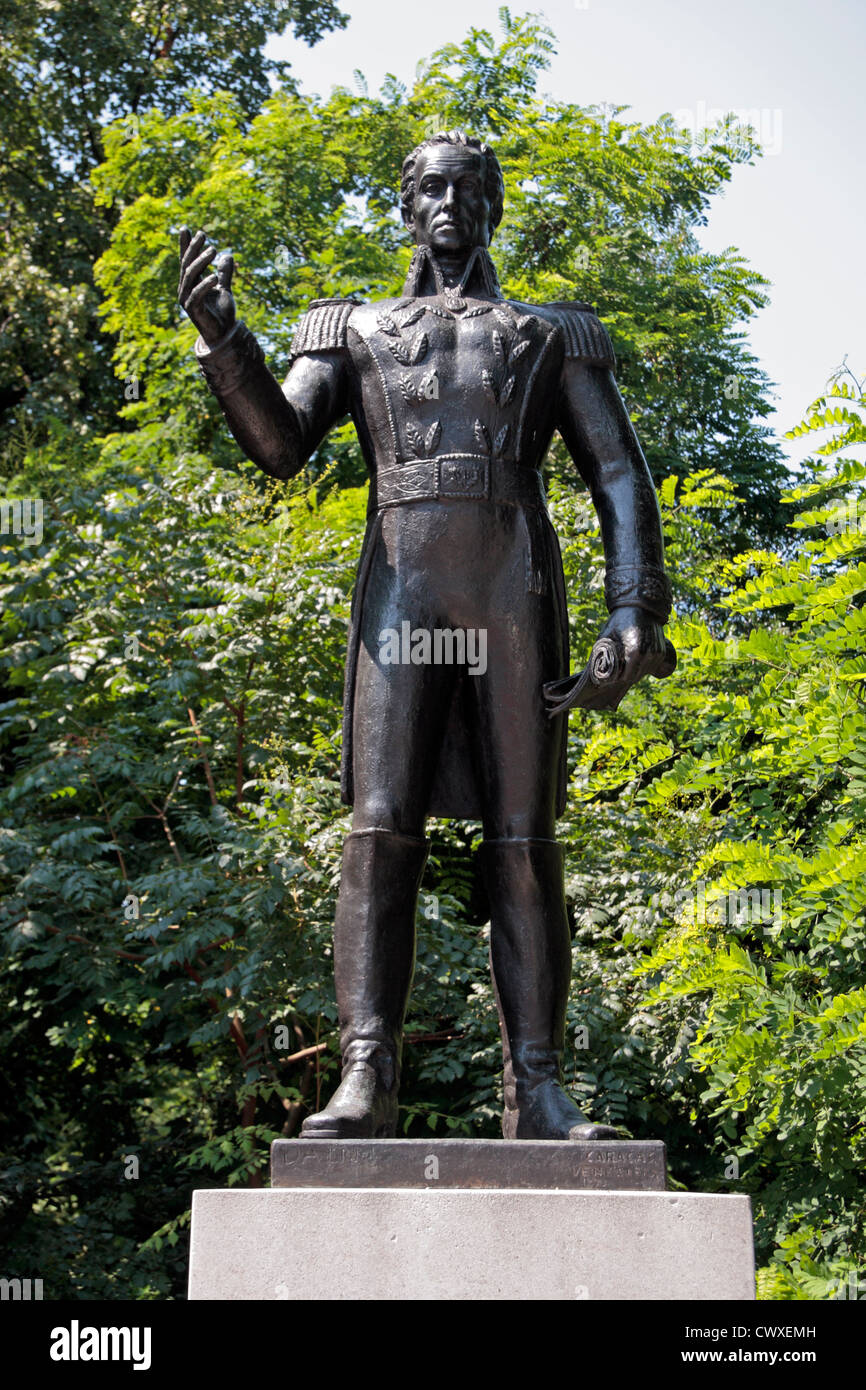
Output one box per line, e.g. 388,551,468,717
374,455,546,510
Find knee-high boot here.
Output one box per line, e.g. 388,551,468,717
480,837,620,1141
301,827,429,1139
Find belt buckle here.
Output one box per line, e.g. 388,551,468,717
439,456,488,499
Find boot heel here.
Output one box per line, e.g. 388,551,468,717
483,837,622,1142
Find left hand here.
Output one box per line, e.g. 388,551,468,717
542,606,676,715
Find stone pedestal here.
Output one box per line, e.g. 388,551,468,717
270,1137,667,1189
188,1139,755,1301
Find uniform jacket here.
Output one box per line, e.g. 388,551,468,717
197,245,668,820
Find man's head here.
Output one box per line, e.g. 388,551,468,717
401,131,504,252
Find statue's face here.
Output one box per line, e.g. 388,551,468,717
406,146,491,252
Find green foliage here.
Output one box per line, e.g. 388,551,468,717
89,8,784,535
2,5,860,1304
0,0,347,444
618,374,866,1298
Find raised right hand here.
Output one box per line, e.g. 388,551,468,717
178,227,237,346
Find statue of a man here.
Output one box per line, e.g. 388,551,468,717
178,130,675,1142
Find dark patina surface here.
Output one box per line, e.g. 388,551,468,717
178,131,675,1144
271,1139,668,1190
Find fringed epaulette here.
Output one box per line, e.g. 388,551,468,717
289,298,359,359
546,302,616,370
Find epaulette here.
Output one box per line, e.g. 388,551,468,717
546,301,616,370
289,298,360,359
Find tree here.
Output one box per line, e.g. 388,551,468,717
0,0,347,446
4,8,850,1301
92,9,785,541
635,370,866,1298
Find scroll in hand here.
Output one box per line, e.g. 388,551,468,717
542,633,677,716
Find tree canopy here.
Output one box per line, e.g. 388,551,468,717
0,0,347,440
1,6,863,1302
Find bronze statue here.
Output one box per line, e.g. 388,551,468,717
177,131,675,1142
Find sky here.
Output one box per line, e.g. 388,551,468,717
269,0,865,467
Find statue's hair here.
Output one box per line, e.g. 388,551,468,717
400,130,505,242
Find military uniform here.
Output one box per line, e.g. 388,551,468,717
195,243,672,1140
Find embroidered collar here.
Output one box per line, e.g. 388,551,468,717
401,245,503,305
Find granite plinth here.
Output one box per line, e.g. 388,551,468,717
188,1188,755,1300
270,1138,667,1190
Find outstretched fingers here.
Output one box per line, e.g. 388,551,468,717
179,241,216,305
179,227,206,273
185,273,219,311
216,253,234,290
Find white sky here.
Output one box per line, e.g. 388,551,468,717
269,0,865,466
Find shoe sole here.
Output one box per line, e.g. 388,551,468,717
299,1122,395,1140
